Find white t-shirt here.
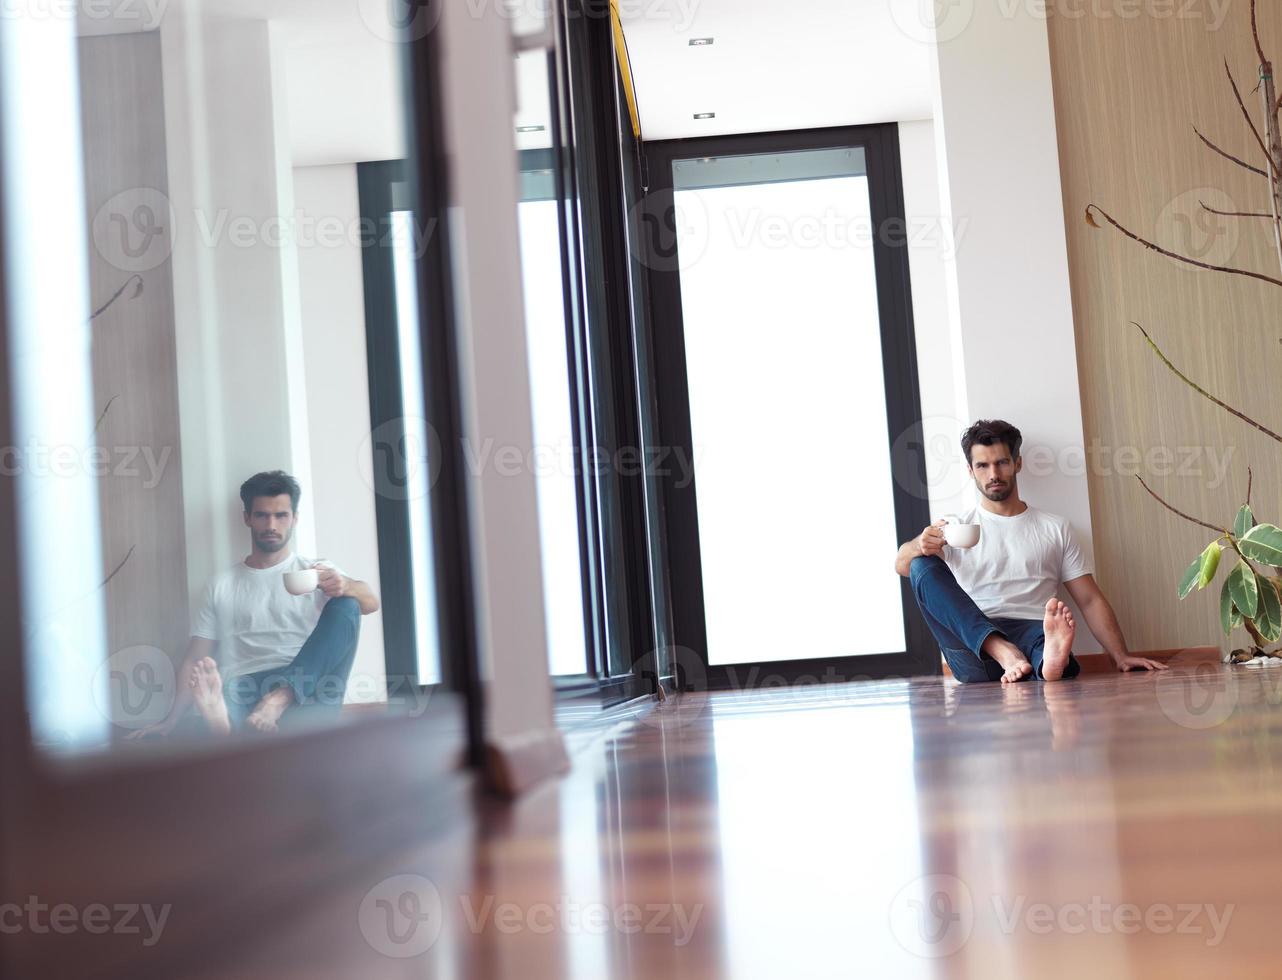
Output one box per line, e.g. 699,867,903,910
942,505,1092,621
193,554,342,679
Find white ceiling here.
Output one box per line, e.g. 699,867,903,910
617,0,935,141
77,0,935,161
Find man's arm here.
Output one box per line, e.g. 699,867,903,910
1063,574,1167,672
125,636,217,739
895,519,946,577
317,566,380,615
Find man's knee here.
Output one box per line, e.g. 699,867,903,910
909,554,950,593
327,596,361,619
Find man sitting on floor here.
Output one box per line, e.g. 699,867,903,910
130,470,380,736
894,419,1167,683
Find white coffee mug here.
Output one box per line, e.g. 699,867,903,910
940,514,981,549
283,568,319,595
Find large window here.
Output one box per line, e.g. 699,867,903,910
644,126,937,685
671,148,906,666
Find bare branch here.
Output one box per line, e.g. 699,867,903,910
1135,475,1226,535
1195,126,1268,177
1248,466,1254,506
1200,200,1273,219
1226,59,1278,171
1251,0,1268,69
1085,204,1282,288
1133,321,1282,444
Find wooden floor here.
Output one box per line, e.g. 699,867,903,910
197,662,1282,978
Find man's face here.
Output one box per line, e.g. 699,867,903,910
243,494,297,553
967,442,1021,502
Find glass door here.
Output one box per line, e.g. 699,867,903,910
644,127,936,686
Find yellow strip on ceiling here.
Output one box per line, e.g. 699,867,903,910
609,0,642,140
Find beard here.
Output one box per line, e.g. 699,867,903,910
980,479,1013,502
255,528,292,552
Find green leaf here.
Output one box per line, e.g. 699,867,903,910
1258,575,1282,643
1229,559,1259,619
1221,578,1236,635
1234,504,1256,539
1178,554,1203,599
1197,542,1221,588
1239,523,1282,567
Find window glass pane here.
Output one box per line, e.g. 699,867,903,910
672,147,907,667
515,48,591,677
3,4,440,753
391,210,442,687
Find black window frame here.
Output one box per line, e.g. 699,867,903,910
641,124,940,690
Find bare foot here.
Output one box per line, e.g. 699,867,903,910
1042,599,1076,681
190,657,231,736
981,634,1033,684
245,686,294,734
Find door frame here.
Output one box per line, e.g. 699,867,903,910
641,123,940,690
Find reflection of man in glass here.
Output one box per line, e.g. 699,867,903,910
130,471,380,738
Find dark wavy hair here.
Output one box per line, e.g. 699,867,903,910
960,420,1022,466
239,470,301,513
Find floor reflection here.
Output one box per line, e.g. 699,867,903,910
196,667,1282,978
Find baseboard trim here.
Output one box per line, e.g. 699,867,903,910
940,646,1220,678
484,727,571,797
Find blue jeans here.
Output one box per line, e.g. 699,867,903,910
909,556,1080,683
222,596,362,727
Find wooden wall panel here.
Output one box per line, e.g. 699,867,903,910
79,32,190,723
1048,0,1282,651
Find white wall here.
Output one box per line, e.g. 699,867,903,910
292,163,387,703
439,1,556,743
162,8,316,612
926,6,1099,649
898,119,970,522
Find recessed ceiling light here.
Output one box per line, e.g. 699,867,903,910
689,37,714,46
515,124,546,133
693,112,715,120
